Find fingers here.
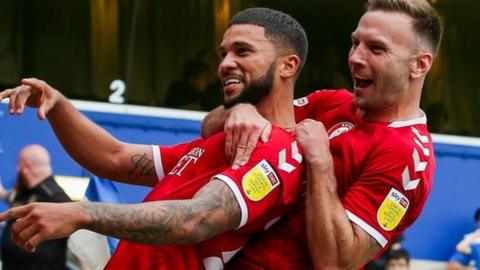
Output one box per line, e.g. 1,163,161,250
223,104,271,167
22,78,49,119
233,126,262,169
12,227,39,253
0,88,13,101
0,205,29,222
21,77,45,89
230,123,270,169
232,133,250,170
13,216,42,252
13,215,37,239
8,89,18,114
224,125,233,162
0,210,13,223
14,85,32,114
37,98,54,120
1,84,32,115
0,206,38,251
6,78,56,120
8,204,47,252
25,233,42,252
260,123,272,143
11,218,39,250
229,130,241,163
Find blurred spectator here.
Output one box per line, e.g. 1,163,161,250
385,249,410,270
0,144,71,270
447,208,480,270
164,58,221,111
365,235,405,270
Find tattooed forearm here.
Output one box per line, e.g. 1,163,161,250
128,153,155,180
83,179,240,245
366,234,381,258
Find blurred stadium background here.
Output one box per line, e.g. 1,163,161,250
0,0,479,269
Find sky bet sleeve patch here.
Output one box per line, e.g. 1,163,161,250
242,159,280,201
377,188,409,231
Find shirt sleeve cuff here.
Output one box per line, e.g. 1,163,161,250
151,145,165,182
346,210,388,247
213,174,248,228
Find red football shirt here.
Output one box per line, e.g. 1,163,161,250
105,126,304,270
228,90,435,269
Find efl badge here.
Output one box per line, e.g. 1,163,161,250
242,160,280,201
293,97,309,107
327,122,354,140
377,188,409,231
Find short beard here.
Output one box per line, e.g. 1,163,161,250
224,63,275,109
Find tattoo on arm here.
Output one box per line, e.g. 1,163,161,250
84,179,241,245
365,234,382,259
128,153,155,180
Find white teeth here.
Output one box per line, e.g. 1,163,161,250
224,78,242,86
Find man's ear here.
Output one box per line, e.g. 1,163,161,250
410,52,433,79
279,54,301,79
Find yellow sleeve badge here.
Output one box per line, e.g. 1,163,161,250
377,188,409,231
242,160,280,201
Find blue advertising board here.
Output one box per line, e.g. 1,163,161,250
1,100,479,262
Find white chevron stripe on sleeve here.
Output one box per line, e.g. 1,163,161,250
412,127,429,143
414,138,430,157
291,141,303,163
402,166,420,190
278,148,296,173
412,148,427,172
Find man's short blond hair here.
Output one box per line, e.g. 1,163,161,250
365,0,443,56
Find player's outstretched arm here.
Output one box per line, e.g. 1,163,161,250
0,179,240,251
201,103,271,169
0,78,158,186
84,179,241,245
295,119,381,270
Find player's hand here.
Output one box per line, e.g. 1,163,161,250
0,78,61,120
224,104,272,169
0,202,89,252
294,119,331,164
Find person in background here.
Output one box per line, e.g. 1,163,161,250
385,249,410,270
164,59,218,111
365,235,405,270
0,144,71,270
447,208,480,270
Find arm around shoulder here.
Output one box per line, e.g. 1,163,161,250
201,105,229,138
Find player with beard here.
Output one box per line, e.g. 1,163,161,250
0,8,308,270
223,62,275,109
202,0,441,269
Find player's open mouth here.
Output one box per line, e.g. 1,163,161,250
354,77,373,89
224,77,242,86
223,76,245,93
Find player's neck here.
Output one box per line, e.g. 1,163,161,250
257,90,295,128
361,85,422,123
361,104,421,123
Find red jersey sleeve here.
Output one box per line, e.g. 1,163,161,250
151,139,199,182
213,128,304,228
342,131,434,248
294,89,352,122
